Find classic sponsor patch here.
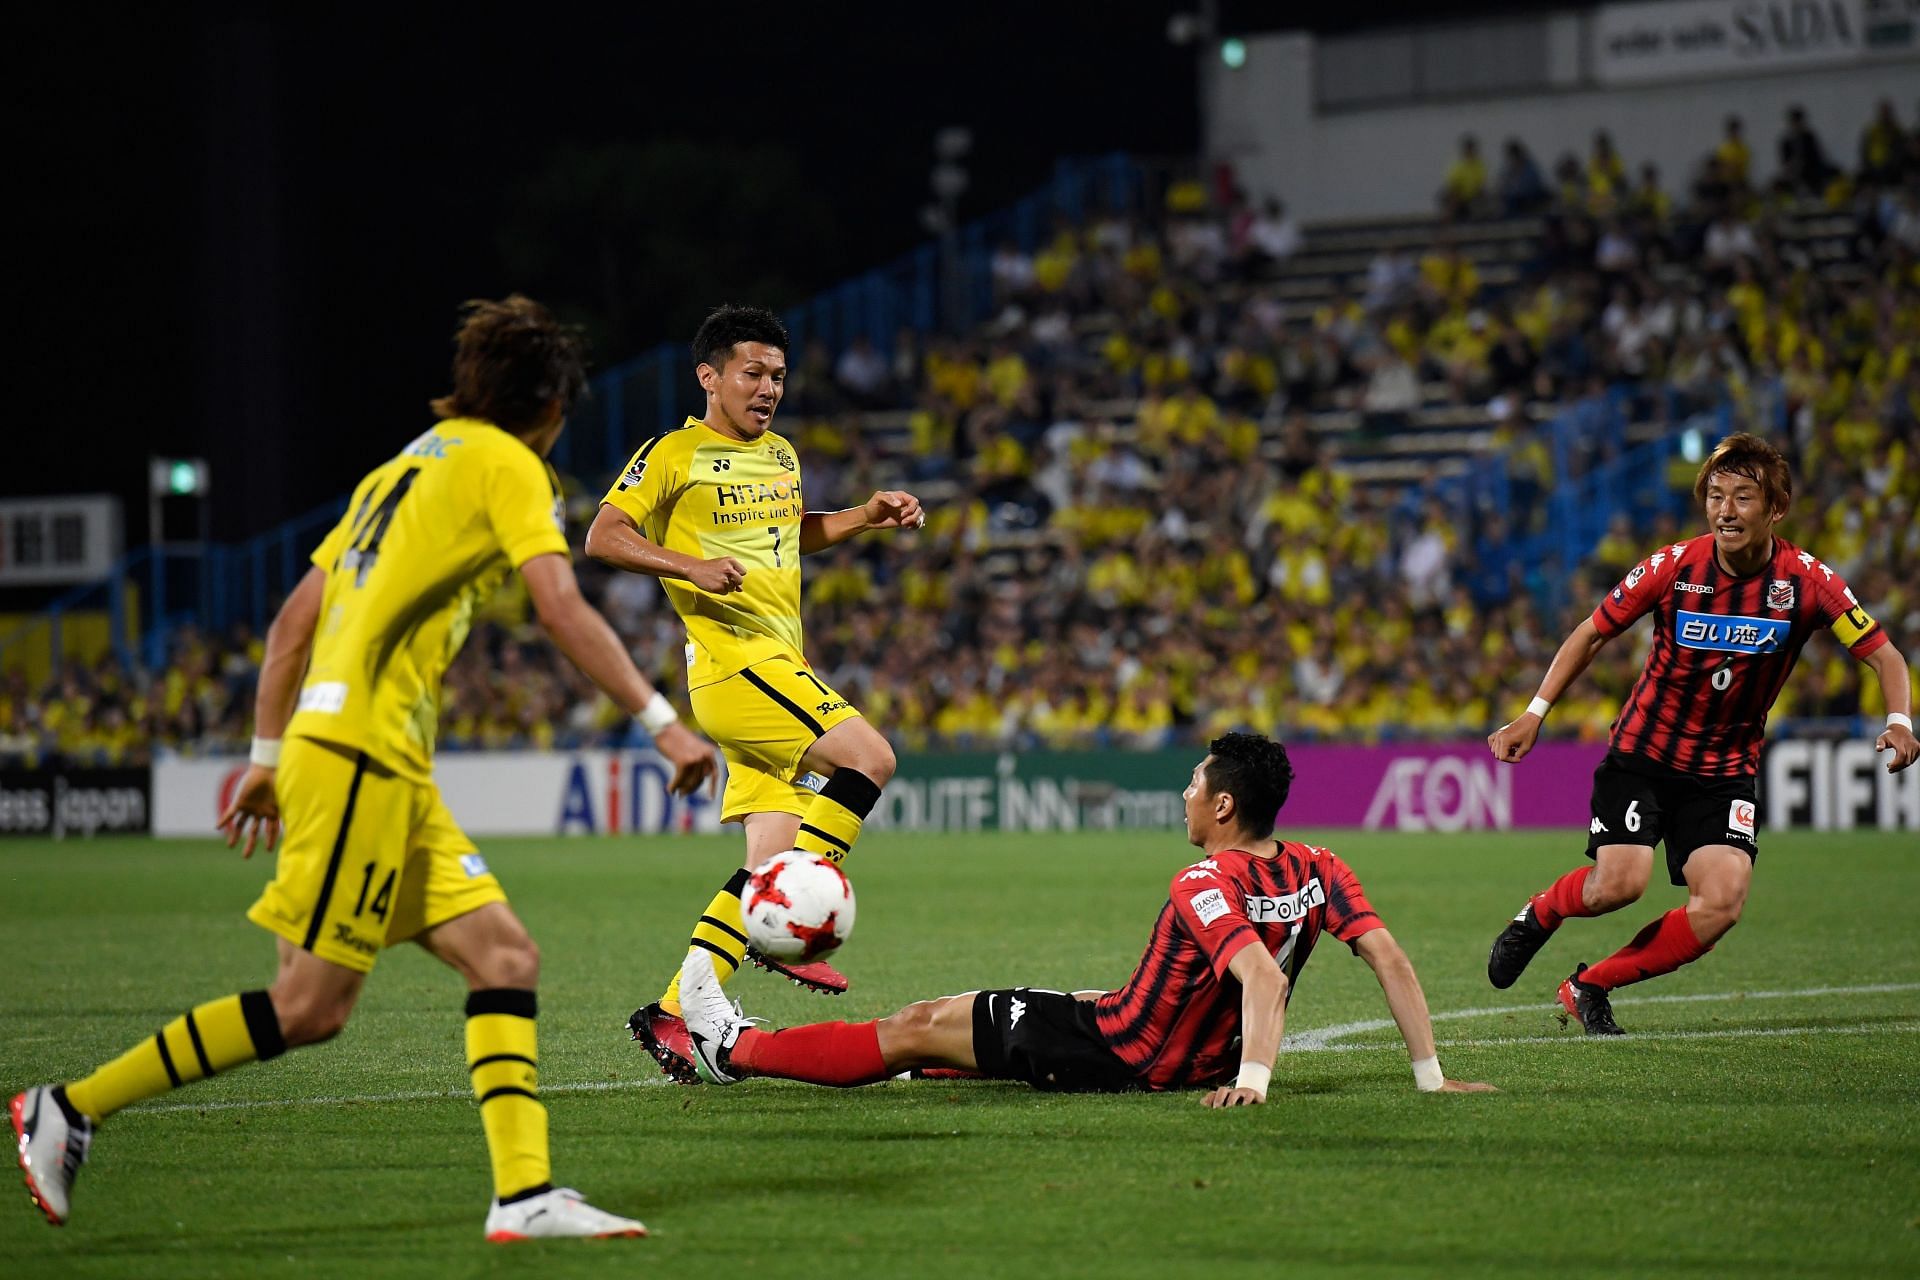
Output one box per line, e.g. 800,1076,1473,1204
1766,579,1795,612
1676,610,1788,654
461,853,490,878
1728,800,1756,839
297,681,348,713
1190,887,1232,926
1244,877,1327,924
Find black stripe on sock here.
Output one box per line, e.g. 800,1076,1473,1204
468,1053,537,1073
301,752,371,952
497,1180,554,1206
691,937,739,965
798,822,852,854
477,1086,539,1106
699,914,750,946
465,988,539,1020
741,668,825,736
240,989,288,1061
183,1011,215,1078
821,767,882,818
153,1031,183,1088
722,867,751,895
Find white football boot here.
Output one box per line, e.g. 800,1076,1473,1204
12,1086,93,1226
679,950,754,1085
484,1186,647,1242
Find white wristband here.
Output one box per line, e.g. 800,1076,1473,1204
250,737,283,768
1234,1062,1272,1096
1412,1055,1444,1092
1890,713,1915,733
1527,696,1552,719
637,691,679,735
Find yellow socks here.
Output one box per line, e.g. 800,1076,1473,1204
792,769,882,865
64,990,286,1122
465,989,550,1203
658,868,750,1018
659,770,882,1015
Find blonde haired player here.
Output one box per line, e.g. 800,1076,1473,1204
11,296,718,1241
586,303,922,1083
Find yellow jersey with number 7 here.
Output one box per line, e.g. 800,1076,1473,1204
289,418,568,782
601,416,805,690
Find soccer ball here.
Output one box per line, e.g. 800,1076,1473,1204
743,850,856,962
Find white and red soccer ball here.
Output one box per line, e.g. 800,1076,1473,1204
743,850,856,962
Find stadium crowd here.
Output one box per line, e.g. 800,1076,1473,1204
6,101,1916,767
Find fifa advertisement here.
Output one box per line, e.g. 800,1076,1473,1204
145,739,1916,838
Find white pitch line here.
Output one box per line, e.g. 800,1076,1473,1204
120,983,1920,1114
1287,981,1920,1051
132,1076,671,1115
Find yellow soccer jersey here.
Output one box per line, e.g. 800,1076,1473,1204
291,419,568,781
602,416,804,689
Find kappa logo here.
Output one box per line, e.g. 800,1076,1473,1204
1671,543,1689,558
1767,579,1795,612
1649,551,1666,571
1674,581,1714,595
1728,800,1756,839
1008,996,1026,1028
1590,817,1607,835
1180,858,1221,882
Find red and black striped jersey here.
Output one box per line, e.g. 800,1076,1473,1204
1591,533,1886,778
1093,841,1382,1090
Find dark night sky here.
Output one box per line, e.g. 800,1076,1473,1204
15,2,1516,545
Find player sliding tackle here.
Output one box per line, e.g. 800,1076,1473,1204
586,304,923,1083
675,734,1493,1104
1486,432,1917,1034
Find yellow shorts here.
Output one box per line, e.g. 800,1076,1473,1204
691,655,861,824
246,736,507,973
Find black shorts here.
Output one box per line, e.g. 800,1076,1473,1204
970,988,1141,1093
1587,751,1759,886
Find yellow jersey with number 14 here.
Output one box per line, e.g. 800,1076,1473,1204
601,416,804,689
290,418,568,782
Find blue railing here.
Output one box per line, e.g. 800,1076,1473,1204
3,498,349,678
558,153,1147,477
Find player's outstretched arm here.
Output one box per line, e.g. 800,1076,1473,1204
798,490,925,555
1354,929,1495,1093
1488,617,1610,764
219,564,325,857
520,553,719,797
1861,642,1919,772
585,502,745,594
1200,943,1290,1108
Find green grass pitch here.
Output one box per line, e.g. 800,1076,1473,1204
2,829,1916,1278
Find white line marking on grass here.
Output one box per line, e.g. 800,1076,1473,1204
1287,982,1920,1051
1295,1021,1919,1054
131,1076,672,1115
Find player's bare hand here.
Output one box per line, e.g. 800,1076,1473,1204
1200,1085,1266,1108
690,557,747,594
217,764,281,859
1876,722,1919,773
1436,1079,1498,1093
653,722,721,798
1487,714,1542,763
863,490,925,531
